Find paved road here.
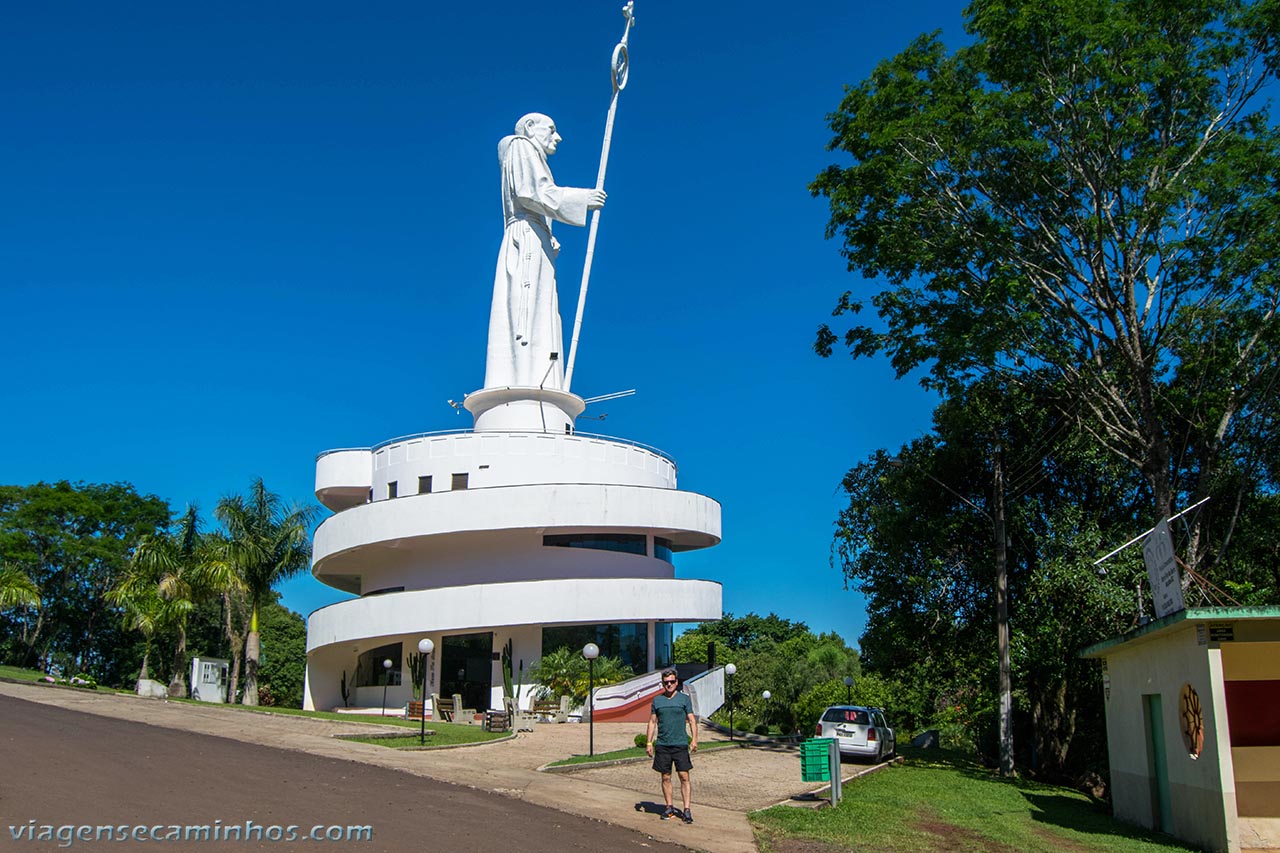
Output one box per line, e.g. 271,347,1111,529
0,694,684,852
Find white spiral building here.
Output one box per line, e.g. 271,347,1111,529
302,382,724,714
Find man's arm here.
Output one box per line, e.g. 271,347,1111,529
686,710,698,752
646,710,658,756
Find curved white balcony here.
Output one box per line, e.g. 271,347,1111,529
312,483,721,578
305,577,722,653
315,449,373,512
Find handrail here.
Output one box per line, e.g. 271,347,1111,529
316,428,677,466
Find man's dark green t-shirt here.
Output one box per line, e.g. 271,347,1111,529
651,691,694,746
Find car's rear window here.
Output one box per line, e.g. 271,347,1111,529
822,708,870,724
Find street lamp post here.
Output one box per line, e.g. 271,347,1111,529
843,675,853,705
380,658,393,718
889,453,1014,777
417,638,434,746
724,663,737,742
582,643,600,757
762,690,771,734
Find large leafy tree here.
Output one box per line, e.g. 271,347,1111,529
214,479,317,706
834,376,1186,778
812,0,1280,573
0,481,170,682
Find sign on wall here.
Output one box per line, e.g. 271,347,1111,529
1143,519,1185,619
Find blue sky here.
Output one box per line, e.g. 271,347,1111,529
1,1,970,647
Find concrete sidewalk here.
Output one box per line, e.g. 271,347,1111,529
0,682,839,852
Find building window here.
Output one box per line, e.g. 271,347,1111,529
355,642,402,687
542,623,648,674
654,537,674,564
654,622,673,668
452,473,469,490
418,475,432,494
387,481,398,499
543,533,647,556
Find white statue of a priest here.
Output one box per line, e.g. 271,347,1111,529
483,113,606,390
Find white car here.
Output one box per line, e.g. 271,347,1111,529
815,705,896,762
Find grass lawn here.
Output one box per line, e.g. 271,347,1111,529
547,741,738,767
341,727,510,748
0,665,48,683
751,748,1197,853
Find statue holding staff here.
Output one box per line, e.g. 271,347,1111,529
483,113,606,390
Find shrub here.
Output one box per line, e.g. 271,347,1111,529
634,733,648,749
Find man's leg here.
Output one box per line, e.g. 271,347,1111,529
661,771,673,807
677,770,691,810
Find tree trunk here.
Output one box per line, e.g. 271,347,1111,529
243,630,260,706
168,624,188,698
138,644,151,687
222,591,245,705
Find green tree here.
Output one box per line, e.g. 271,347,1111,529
119,505,241,696
528,646,634,705
811,0,1280,571
214,479,317,706
673,612,813,663
255,594,307,708
835,376,1159,779
0,481,170,683
0,564,40,610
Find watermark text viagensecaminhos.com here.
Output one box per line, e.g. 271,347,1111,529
8,820,374,848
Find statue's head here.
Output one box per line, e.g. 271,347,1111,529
516,113,561,156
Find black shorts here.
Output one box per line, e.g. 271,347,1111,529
652,744,692,774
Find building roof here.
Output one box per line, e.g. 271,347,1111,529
1080,606,1280,659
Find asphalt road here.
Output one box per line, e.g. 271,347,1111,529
0,694,683,852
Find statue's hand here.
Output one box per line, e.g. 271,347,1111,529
587,189,607,210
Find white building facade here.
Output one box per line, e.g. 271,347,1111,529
302,397,724,714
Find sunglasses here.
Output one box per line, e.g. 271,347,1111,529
662,678,678,684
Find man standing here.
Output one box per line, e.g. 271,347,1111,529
646,667,698,823
484,113,606,390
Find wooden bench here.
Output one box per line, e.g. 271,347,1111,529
429,693,455,722
406,700,426,720
532,695,571,723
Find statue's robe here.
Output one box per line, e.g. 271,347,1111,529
484,134,593,390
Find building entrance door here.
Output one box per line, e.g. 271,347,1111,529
1143,693,1173,832
441,632,492,714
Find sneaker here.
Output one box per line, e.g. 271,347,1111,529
682,809,693,824
660,806,678,821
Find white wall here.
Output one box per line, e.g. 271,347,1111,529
306,577,722,653
1102,623,1236,852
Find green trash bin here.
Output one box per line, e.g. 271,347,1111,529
801,738,834,782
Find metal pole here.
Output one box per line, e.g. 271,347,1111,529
564,2,635,392
728,674,733,742
588,658,595,757
420,655,427,745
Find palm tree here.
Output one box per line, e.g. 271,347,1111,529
106,569,180,688
0,564,41,611
214,479,317,706
132,505,241,696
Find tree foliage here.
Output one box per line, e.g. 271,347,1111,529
680,613,862,734
527,646,633,705
812,0,1280,566
0,481,170,684
214,478,317,706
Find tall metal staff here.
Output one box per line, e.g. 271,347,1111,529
563,1,635,393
